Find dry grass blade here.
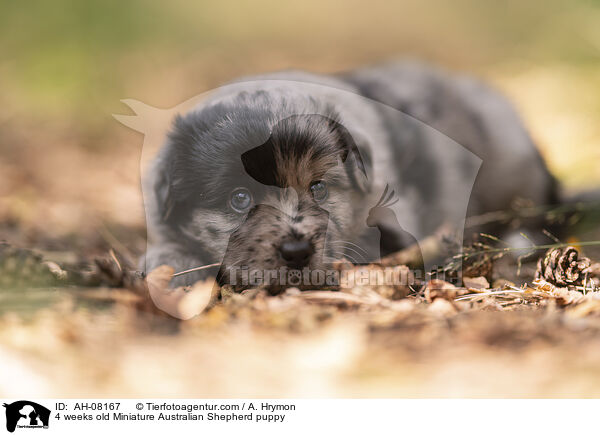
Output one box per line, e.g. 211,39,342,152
454,288,526,301
172,263,221,277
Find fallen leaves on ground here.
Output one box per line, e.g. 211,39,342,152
3,242,600,397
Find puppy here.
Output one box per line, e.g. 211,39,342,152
143,61,557,290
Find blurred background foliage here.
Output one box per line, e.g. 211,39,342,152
0,0,599,237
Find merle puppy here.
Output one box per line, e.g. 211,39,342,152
143,62,557,289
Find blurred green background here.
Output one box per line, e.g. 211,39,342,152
1,0,599,239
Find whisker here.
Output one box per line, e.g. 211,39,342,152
337,246,367,262
341,253,362,264
324,242,364,259
223,258,245,269
327,240,369,254
173,263,221,277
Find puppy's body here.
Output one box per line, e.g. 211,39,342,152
143,62,556,288
342,63,556,219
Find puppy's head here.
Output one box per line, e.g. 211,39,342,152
153,92,370,291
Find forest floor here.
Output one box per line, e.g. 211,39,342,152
2,132,600,398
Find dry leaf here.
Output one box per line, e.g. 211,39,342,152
551,288,586,306
146,265,217,320
463,276,490,290
532,278,559,293
425,279,468,302
340,264,413,300
492,279,516,289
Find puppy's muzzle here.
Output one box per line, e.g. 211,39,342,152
278,239,314,269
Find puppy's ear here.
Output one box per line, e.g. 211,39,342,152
330,119,372,192
152,158,175,222
153,113,197,223
241,139,280,187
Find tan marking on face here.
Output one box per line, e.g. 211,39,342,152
275,148,343,190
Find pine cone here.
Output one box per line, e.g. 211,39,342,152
535,246,592,287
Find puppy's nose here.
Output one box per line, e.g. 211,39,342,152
278,239,314,268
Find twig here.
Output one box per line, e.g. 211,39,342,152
455,240,600,261
542,229,561,244
465,201,600,228
97,222,136,267
109,249,122,272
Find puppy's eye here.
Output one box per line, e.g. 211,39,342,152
229,188,253,213
310,180,328,202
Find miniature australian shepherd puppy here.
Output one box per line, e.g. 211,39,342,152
143,61,557,290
